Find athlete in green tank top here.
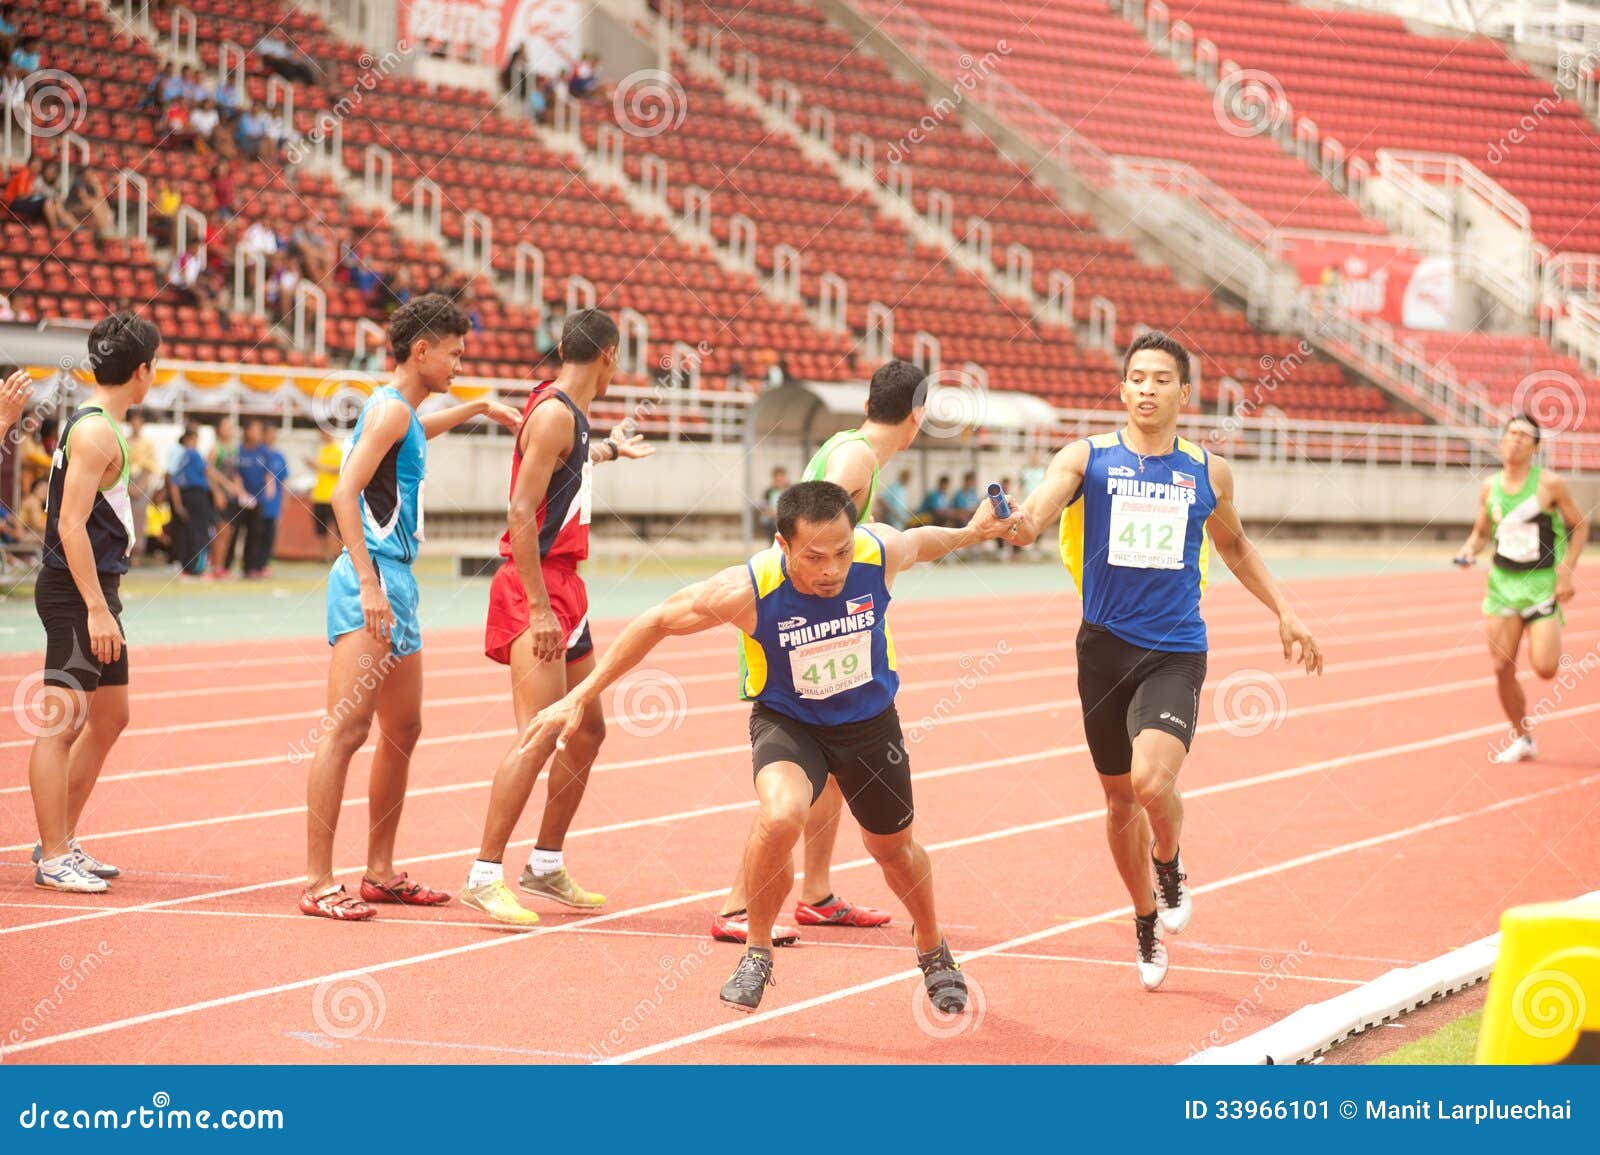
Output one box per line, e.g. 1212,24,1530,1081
802,428,878,524
1455,414,1590,764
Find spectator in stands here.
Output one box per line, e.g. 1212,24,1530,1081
536,74,558,123
0,496,28,548
6,154,70,232
179,64,206,105
370,262,413,315
188,97,225,156
263,106,297,164
213,75,242,121
501,44,530,106
239,219,281,261
61,165,114,239
136,62,174,111
167,243,209,308
158,96,193,148
526,72,548,121
265,254,301,320
306,427,344,560
211,158,236,221
534,307,561,361
257,33,319,86
149,178,181,246
0,291,16,321
124,408,159,561
914,474,956,528
10,34,40,73
757,466,788,539
568,53,599,98
952,470,981,515
168,424,212,578
145,490,175,565
234,103,268,160
876,467,912,529
290,220,335,284
0,5,16,37
18,475,48,538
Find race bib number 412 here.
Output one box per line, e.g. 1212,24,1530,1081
1108,494,1188,570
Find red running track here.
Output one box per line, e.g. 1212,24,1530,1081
0,569,1596,1063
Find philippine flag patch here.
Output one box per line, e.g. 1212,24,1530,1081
846,594,874,615
1172,470,1196,489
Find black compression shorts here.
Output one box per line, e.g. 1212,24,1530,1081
748,702,913,836
1076,621,1206,777
34,566,128,692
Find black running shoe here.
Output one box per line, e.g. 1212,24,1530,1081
1135,908,1168,991
1153,849,1191,934
916,937,968,1014
720,947,775,1013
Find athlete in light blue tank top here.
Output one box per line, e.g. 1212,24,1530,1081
1014,332,1323,992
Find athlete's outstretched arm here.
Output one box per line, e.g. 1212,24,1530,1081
1455,478,1495,564
1013,440,1090,547
874,497,1022,582
332,398,412,643
1205,454,1322,674
419,397,522,440
520,565,758,753
589,428,652,465
1548,472,1590,602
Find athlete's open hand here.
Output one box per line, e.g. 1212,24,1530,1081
966,493,1024,541
484,401,524,430
528,604,565,663
0,368,31,437
609,429,653,460
360,578,394,644
521,693,586,755
1279,612,1322,674
87,605,123,666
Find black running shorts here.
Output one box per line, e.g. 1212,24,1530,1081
748,702,913,836
1076,621,1206,777
34,565,129,692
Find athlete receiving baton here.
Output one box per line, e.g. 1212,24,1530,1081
1008,331,1321,990
520,480,1023,1013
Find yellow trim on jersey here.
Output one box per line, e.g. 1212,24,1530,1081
741,633,768,697
885,623,898,672
1059,497,1086,596
1089,431,1120,449
852,526,884,565
1197,529,1210,595
1176,437,1206,464
749,547,786,598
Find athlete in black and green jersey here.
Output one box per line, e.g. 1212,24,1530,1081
1455,414,1589,763
713,359,928,945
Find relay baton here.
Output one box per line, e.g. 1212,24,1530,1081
987,483,1011,519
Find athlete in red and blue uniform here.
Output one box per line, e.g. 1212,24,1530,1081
1015,331,1323,990
301,295,524,921
464,308,651,927
519,480,1022,1013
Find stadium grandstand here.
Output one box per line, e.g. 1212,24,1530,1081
1,0,1599,544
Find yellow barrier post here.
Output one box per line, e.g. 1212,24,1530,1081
1476,900,1600,1064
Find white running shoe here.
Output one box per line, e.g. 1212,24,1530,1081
1135,913,1168,991
1490,735,1538,764
35,856,109,893
32,839,120,879
1153,852,1192,934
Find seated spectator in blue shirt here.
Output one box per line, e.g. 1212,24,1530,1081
235,106,268,158
136,63,174,111
214,78,243,119
875,468,912,530
11,36,41,73
179,65,206,105
0,5,17,36
952,471,981,512
915,474,959,527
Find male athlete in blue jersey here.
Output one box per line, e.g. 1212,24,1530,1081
301,294,522,921
520,480,1022,1013
1013,331,1322,990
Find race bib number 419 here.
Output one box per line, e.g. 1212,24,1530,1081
1108,494,1188,570
789,632,872,700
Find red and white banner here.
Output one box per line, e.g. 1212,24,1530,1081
1279,236,1454,331
398,0,582,71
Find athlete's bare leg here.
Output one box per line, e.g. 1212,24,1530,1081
719,777,844,915
1486,614,1529,735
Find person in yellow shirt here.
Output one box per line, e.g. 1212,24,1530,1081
145,493,175,564
305,428,344,560
124,409,162,562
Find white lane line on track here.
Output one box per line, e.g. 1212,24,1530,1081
5,710,1597,1057
596,770,1600,1064
3,656,1570,852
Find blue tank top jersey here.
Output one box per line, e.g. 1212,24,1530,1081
350,385,427,566
1060,430,1216,653
739,526,899,726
